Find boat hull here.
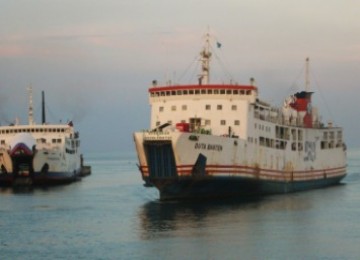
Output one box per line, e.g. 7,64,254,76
134,130,347,200
149,175,346,200
0,170,81,187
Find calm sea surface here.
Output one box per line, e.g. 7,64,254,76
1,149,360,259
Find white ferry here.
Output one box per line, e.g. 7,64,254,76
134,34,347,200
0,88,90,186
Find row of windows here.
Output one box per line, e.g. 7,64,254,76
151,89,252,97
255,123,271,132
259,137,287,150
159,104,239,112
276,126,304,141
156,120,241,127
0,128,66,134
321,141,343,150
323,131,342,140
0,138,62,146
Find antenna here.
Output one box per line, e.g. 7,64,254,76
199,31,212,85
305,57,310,92
27,85,34,125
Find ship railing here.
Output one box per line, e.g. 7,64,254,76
255,108,325,129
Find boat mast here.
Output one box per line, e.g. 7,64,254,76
42,91,46,124
305,57,310,92
28,86,34,125
199,32,212,85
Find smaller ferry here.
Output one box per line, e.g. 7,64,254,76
0,88,91,186
134,33,346,200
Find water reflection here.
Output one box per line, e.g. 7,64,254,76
138,186,346,241
0,184,72,195
138,196,264,240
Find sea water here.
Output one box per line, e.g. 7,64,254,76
1,149,360,259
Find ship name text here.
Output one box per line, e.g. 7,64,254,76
195,142,223,151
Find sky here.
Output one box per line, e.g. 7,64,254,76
0,0,359,154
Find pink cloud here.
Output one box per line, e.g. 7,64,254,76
0,45,27,57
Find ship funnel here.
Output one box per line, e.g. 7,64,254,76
42,91,46,124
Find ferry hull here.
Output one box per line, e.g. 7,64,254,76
134,131,347,201
0,170,81,186
150,175,346,200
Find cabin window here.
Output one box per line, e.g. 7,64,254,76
205,120,211,126
231,105,237,111
189,90,194,95
214,89,219,94
233,90,239,94
220,90,225,94
337,131,342,139
201,89,206,94
1,140,5,145
234,120,240,126
205,104,211,110
321,141,326,149
246,90,251,95
177,90,182,95
183,90,188,95
166,91,170,96
208,89,213,94
217,105,222,110
195,90,200,95
171,91,176,95
159,106,164,112
156,121,160,126
182,105,187,111
52,139,57,143
171,106,176,111
226,90,231,94
298,130,303,141
298,142,303,151
220,120,226,125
